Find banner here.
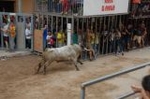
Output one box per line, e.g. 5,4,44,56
83,0,130,16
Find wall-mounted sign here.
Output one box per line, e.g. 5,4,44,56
83,0,130,16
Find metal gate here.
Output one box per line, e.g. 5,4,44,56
33,12,150,59
33,13,128,54
0,12,33,51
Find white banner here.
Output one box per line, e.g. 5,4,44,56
83,0,130,16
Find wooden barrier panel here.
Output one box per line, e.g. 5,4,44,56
33,29,43,52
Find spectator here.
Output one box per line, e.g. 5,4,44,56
131,75,150,99
72,30,78,44
94,32,100,54
43,25,48,49
1,20,9,51
46,31,55,48
25,26,32,49
109,29,115,53
86,29,96,60
60,0,69,14
57,30,65,47
9,21,16,51
115,29,124,56
140,21,147,47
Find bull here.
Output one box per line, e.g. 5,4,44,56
36,44,83,74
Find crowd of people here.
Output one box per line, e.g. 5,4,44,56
0,15,32,52
37,0,83,15
131,1,150,18
0,16,16,52
40,19,148,61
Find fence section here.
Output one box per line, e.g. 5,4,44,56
0,12,33,51
80,62,150,99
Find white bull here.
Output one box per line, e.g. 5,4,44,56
36,44,83,74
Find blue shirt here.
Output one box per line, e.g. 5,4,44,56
43,28,48,41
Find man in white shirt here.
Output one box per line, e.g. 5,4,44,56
25,26,32,49
1,22,9,51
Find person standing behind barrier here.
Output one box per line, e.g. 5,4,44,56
133,26,142,48
1,20,9,51
72,30,78,44
115,29,124,56
60,0,69,14
131,75,150,99
9,21,16,51
86,29,96,61
46,31,55,48
57,30,65,47
43,25,48,49
95,32,100,54
25,26,32,49
140,21,147,47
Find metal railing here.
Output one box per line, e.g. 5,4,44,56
118,92,135,99
80,62,150,99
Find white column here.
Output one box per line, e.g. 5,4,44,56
18,0,22,13
67,23,71,45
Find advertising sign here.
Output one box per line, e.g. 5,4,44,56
83,0,130,16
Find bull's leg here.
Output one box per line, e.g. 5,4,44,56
35,59,45,74
43,61,52,75
77,55,83,65
43,61,48,75
77,59,83,65
43,64,46,75
36,62,42,74
74,63,79,71
72,59,80,71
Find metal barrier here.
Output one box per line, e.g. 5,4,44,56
0,12,33,51
118,92,135,99
80,62,150,99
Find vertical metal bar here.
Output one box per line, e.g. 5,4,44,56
0,13,3,48
98,17,102,55
51,15,53,32
77,18,79,35
109,16,112,53
56,16,58,33
61,16,63,30
18,0,22,13
95,17,97,49
23,15,26,49
72,16,74,44
114,16,117,29
46,14,48,26
31,15,34,50
102,17,105,55
80,87,85,99
15,14,18,49
106,16,110,54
